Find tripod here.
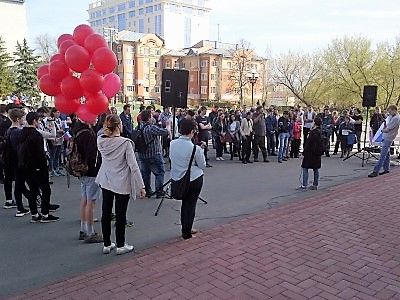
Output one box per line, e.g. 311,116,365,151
344,106,379,167
152,179,208,216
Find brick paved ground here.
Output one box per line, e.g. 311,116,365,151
10,168,400,300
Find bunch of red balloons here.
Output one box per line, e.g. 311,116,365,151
37,24,121,123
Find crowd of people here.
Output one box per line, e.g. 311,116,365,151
0,100,398,255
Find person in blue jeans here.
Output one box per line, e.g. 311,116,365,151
277,111,290,163
368,105,400,177
138,109,169,198
300,117,324,190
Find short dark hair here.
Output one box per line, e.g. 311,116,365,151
187,109,195,117
314,117,322,127
8,108,25,122
123,104,131,111
37,107,49,114
5,103,16,113
141,109,152,122
179,119,196,135
26,112,39,125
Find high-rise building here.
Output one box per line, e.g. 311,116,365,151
88,0,211,49
0,0,27,55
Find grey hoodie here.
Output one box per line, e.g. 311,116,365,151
96,135,144,198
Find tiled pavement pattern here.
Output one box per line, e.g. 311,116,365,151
10,169,400,300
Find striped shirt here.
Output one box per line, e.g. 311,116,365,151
138,122,169,159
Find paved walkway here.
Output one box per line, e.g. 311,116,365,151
10,169,400,300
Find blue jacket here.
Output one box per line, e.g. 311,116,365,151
120,112,133,139
265,115,278,133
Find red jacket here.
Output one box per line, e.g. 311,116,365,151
293,121,302,140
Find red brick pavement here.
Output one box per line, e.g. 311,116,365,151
10,169,400,300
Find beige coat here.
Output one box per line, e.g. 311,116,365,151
96,136,144,198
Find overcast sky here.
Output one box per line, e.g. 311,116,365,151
27,0,400,56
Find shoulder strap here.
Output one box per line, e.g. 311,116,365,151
187,145,196,171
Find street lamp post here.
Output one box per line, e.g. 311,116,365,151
247,69,259,107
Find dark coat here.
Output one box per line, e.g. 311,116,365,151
301,127,324,170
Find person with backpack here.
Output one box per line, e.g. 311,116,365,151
1,104,15,209
299,117,324,190
18,112,59,223
71,119,103,243
4,108,31,217
96,114,146,255
136,109,169,198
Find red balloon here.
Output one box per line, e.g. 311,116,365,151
80,69,104,94
73,24,95,46
39,74,61,96
57,34,73,48
59,39,77,56
84,33,108,55
92,47,117,75
37,64,49,79
61,75,84,99
55,95,81,114
50,54,64,63
49,60,70,82
65,45,91,73
77,104,98,124
85,92,109,115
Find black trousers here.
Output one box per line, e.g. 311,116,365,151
303,127,311,147
355,130,362,151
253,135,268,160
3,164,13,201
241,136,252,161
266,132,276,154
25,168,51,215
101,188,130,248
181,176,203,239
290,139,301,158
14,167,31,212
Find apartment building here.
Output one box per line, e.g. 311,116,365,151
0,0,27,55
115,30,165,102
88,0,211,49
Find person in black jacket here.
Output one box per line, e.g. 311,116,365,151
300,117,324,190
119,104,133,138
72,120,103,243
18,112,59,223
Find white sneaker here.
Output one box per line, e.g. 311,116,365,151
116,244,134,255
216,157,221,161
102,242,116,254
220,157,224,161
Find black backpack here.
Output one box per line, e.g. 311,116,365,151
131,124,154,153
65,129,90,177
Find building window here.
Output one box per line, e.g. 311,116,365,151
212,60,217,67
182,63,186,69
129,11,135,17
139,8,144,15
129,0,135,8
155,86,160,93
139,0,145,5
211,74,216,80
127,46,134,53
127,86,135,92
125,59,134,65
201,73,208,81
146,6,153,13
109,6,115,13
139,19,144,32
145,87,149,92
174,61,179,69
109,16,115,22
144,61,149,68
227,62,232,69
118,3,126,11
201,60,208,67
201,86,207,94
154,62,158,68
145,74,150,80
190,75,194,82
210,87,216,93
155,74,158,81
165,61,171,68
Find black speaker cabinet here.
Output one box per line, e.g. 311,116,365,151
161,69,189,108
362,85,377,107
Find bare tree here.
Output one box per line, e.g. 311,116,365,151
229,39,254,106
35,34,57,63
272,51,326,106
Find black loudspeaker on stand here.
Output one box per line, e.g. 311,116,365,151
151,69,207,216
344,85,379,166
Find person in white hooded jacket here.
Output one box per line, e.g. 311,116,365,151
96,114,146,255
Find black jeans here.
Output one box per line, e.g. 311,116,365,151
215,135,223,157
14,167,31,212
266,132,276,154
101,188,130,248
303,127,311,147
3,164,13,201
253,135,268,160
290,139,301,158
181,176,203,239
355,130,362,151
26,168,51,215
241,136,252,161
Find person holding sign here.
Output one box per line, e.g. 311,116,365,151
368,105,400,177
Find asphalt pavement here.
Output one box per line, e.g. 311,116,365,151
0,149,379,297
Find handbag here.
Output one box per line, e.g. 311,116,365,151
170,145,197,200
224,133,233,143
